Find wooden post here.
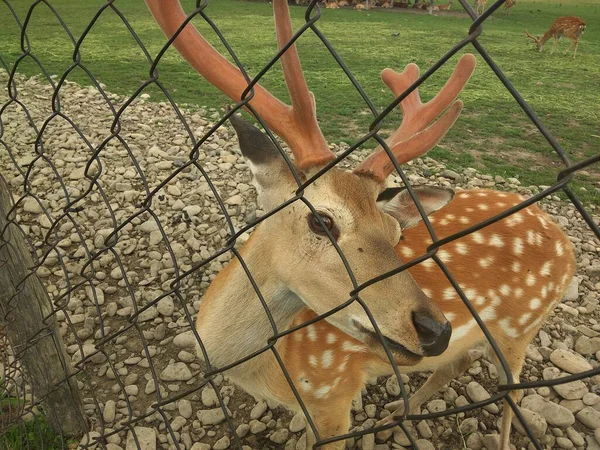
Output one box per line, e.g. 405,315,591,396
0,177,87,437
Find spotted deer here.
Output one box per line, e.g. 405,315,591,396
438,0,453,11
145,1,576,449
502,0,516,15
526,16,587,59
475,0,487,15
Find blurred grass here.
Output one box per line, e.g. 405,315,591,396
0,0,598,203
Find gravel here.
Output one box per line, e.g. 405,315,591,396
1,70,599,450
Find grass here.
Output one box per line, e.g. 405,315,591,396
1,415,75,450
0,0,598,204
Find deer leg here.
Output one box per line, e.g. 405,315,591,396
573,40,580,59
563,41,575,55
551,36,559,55
487,339,529,450
375,351,475,441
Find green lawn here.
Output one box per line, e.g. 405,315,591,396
0,0,598,203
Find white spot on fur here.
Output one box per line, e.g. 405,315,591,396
478,204,489,211
555,241,564,256
455,242,469,255
465,207,474,212
422,288,433,298
512,261,521,273
460,193,471,199
342,341,367,353
450,321,477,343
500,284,511,296
541,286,548,299
515,288,524,298
445,214,456,220
459,216,470,224
479,305,497,321
309,355,318,367
519,313,532,326
306,325,317,342
506,213,524,227
400,247,414,258
421,259,435,270
472,232,485,244
540,261,553,277
489,234,504,248
479,256,494,268
527,230,536,246
496,202,506,207
439,250,452,263
443,287,457,301
538,216,549,229
321,350,334,369
498,318,518,337
513,238,524,255
464,288,478,300
314,385,331,398
439,219,449,226
326,333,337,345
529,298,541,310
526,273,536,287
445,312,457,322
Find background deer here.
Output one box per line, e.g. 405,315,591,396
526,16,587,59
476,0,487,15
502,0,516,15
145,1,576,449
438,0,453,11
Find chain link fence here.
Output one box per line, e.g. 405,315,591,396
0,0,599,449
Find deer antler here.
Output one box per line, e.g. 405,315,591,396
144,0,335,170
354,54,476,181
525,30,540,43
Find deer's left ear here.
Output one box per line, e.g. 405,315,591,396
377,186,455,230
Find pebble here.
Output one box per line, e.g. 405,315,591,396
125,427,156,450
521,394,575,427
159,362,192,381
550,349,593,374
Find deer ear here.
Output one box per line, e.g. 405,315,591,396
229,113,282,166
377,186,455,230
229,113,294,209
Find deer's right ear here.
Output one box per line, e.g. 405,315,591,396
229,113,294,207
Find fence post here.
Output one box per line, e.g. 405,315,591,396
0,176,88,437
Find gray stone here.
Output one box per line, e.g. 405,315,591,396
250,400,268,420
213,436,230,450
125,427,156,450
550,349,593,374
521,394,575,427
197,407,227,426
466,381,499,414
512,408,547,438
103,400,116,423
290,412,306,432
160,362,192,381
270,429,289,444
576,406,600,429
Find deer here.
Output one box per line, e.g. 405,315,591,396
144,1,576,449
438,0,453,11
526,16,587,59
502,0,516,15
475,0,487,15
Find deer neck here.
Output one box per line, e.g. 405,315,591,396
196,225,304,378
538,30,554,49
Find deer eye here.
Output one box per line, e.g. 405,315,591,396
307,212,339,240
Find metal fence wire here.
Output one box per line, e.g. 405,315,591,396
0,0,599,449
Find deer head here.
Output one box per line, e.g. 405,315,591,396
525,30,543,51
145,0,475,366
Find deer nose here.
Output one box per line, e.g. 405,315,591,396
412,311,452,356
